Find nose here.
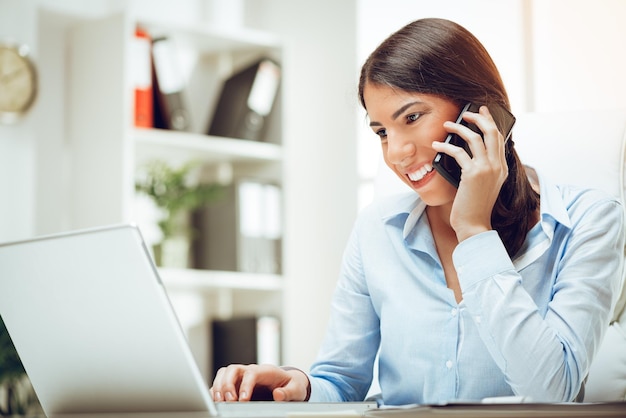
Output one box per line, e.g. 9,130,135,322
386,132,416,166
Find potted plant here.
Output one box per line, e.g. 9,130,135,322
135,160,222,267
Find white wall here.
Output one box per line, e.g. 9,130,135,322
0,0,48,242
531,0,626,112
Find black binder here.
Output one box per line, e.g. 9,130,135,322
192,179,282,274
211,316,280,378
208,59,281,141
151,36,191,131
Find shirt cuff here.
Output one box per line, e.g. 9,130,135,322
452,230,515,290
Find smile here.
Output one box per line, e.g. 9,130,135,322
407,163,434,182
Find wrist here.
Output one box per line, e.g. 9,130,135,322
454,225,491,243
280,366,311,401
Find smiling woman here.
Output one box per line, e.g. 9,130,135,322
209,17,625,406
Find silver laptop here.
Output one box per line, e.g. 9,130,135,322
0,224,376,418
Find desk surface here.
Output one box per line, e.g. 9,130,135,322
46,402,626,418
364,402,626,418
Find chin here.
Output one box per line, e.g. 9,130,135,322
413,177,457,206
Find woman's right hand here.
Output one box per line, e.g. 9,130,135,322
210,364,310,402
433,106,509,242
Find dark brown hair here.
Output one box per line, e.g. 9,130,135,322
358,18,539,257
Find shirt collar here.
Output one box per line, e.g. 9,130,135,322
376,169,573,254
510,169,573,269
536,168,573,233
378,192,426,239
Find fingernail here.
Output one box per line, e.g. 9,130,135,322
240,391,248,400
225,391,235,401
214,391,222,401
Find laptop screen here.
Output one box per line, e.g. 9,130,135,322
0,224,217,416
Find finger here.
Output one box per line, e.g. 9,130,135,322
217,365,246,401
432,140,473,168
450,110,489,161
461,107,509,185
478,106,508,173
272,371,308,401
432,128,476,169
210,367,226,401
470,106,504,160
238,367,262,402
442,118,485,157
273,388,290,402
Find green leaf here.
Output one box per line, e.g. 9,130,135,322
135,160,224,240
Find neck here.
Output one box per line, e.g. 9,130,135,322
426,203,453,230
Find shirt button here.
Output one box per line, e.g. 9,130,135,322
451,308,458,317
446,360,453,369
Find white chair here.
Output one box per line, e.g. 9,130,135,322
514,109,626,401
372,109,626,401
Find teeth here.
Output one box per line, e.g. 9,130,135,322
408,163,433,182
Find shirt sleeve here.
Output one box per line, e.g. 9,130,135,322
453,198,625,402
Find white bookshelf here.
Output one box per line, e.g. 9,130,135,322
60,11,285,380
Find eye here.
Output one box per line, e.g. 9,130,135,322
375,128,387,139
407,113,421,123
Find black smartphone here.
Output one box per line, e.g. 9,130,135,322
432,102,516,188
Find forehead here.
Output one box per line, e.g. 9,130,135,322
363,83,455,118
363,83,417,104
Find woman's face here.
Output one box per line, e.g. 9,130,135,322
363,82,460,206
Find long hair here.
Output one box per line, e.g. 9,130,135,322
358,18,539,257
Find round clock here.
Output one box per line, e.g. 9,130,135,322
0,42,38,124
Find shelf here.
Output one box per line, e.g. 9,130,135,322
133,128,283,167
137,19,281,54
158,267,283,293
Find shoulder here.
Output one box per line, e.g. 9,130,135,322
548,183,625,241
559,184,623,218
538,172,624,227
348,192,425,244
357,191,421,223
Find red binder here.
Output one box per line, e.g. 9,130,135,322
132,27,153,128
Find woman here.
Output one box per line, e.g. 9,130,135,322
210,18,624,405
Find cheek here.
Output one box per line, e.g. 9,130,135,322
427,122,451,144
382,152,401,174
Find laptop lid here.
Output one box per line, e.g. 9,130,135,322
0,224,218,416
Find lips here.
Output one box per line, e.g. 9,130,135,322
407,163,434,182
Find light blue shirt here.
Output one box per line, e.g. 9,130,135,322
308,173,625,405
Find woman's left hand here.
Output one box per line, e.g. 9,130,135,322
432,105,509,242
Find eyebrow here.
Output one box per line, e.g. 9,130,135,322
369,101,422,127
